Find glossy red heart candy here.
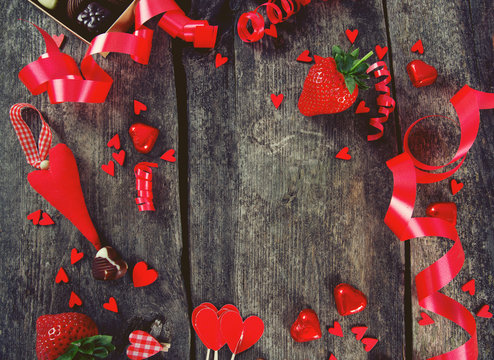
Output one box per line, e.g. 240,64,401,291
129,123,159,154
334,283,367,316
290,309,322,342
426,202,457,225
406,60,437,88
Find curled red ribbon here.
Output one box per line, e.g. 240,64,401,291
134,162,158,211
385,85,494,359
366,61,395,141
19,0,217,103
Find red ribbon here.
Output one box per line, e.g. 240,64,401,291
385,85,494,359
19,0,217,104
366,61,395,141
134,162,158,211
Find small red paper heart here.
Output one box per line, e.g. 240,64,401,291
127,330,163,360
296,50,312,63
362,337,378,352
134,100,147,115
329,354,338,360
418,312,434,326
335,147,351,160
327,321,343,337
129,123,159,154
133,261,158,287
103,297,118,313
271,93,284,109
476,305,493,318
193,307,225,351
69,291,82,308
334,283,367,316
27,209,42,225
461,279,475,296
101,160,115,176
426,202,457,225
351,326,368,341
39,212,54,226
411,39,424,54
450,179,464,195
290,309,322,342
161,149,176,162
264,24,277,38
112,150,126,166
55,267,69,283
406,60,438,88
345,29,358,44
220,311,264,354
107,134,120,150
52,34,64,48
71,248,84,264
355,101,370,114
215,53,228,68
375,45,388,60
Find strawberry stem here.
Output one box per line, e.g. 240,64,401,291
350,51,374,72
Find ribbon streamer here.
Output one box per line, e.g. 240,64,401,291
385,85,494,359
19,0,217,104
134,162,158,211
366,61,395,141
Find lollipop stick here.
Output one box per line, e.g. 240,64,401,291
206,349,210,360
214,350,218,360
230,354,236,360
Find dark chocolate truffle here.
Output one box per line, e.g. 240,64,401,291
77,2,111,32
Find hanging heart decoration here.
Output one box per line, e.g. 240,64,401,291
127,330,169,360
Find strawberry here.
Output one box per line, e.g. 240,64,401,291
298,46,373,116
36,313,114,360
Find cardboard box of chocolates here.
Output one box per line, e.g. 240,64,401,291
28,0,137,44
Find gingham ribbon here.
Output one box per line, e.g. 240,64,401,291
9,103,52,169
127,330,163,360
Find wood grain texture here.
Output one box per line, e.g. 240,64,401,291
184,1,404,359
0,3,189,359
386,0,494,358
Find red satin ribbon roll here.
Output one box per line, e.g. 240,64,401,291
134,162,158,211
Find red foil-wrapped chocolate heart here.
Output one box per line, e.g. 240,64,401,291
290,309,322,342
129,123,159,154
334,283,367,316
426,202,457,225
406,60,438,88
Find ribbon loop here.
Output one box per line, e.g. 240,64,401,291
134,162,158,211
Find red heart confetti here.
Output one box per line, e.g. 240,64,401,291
327,321,343,337
450,179,464,195
160,149,176,162
375,45,388,60
192,306,225,351
418,312,435,326
107,134,121,150
296,50,312,63
411,39,424,54
133,261,158,287
329,354,338,360
335,147,351,160
271,93,284,109
345,29,358,44
290,309,322,342
426,202,457,226
55,267,69,283
362,337,378,352
215,53,228,68
476,305,493,318
39,212,54,226
70,248,84,264
129,123,159,154
127,330,165,360
351,326,368,341
461,279,475,296
134,100,147,115
220,311,264,354
355,101,370,114
334,283,367,316
112,150,126,166
101,160,115,176
69,291,82,308
406,60,438,88
264,24,277,38
103,297,118,313
52,34,64,48
27,209,42,225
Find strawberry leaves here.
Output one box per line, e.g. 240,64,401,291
56,335,115,360
332,46,373,94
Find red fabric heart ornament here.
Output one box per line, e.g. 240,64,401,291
290,309,322,342
334,283,367,316
28,144,101,250
127,330,163,360
220,311,264,354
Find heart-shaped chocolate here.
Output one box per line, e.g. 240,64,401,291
92,246,128,280
426,202,457,225
290,309,322,342
129,123,159,154
334,283,367,316
406,60,437,88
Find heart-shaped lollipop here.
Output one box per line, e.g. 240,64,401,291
220,311,264,356
290,309,322,342
334,283,367,316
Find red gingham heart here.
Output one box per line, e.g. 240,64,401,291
127,330,163,360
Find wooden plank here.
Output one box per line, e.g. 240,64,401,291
184,1,405,359
386,0,494,358
0,3,189,359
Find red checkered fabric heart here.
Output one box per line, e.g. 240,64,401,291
127,330,163,360
9,103,52,169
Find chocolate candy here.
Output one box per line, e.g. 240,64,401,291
77,2,111,33
38,0,59,10
92,246,128,280
67,0,87,19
